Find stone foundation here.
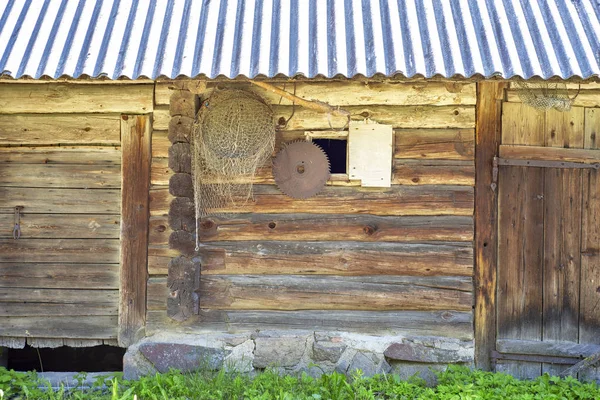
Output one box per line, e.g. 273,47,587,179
123,330,473,383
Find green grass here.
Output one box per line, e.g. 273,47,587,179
1,365,599,400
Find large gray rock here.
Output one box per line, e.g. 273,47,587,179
384,341,472,363
123,349,158,380
337,351,391,376
224,339,255,373
253,335,308,368
312,341,347,363
138,342,228,373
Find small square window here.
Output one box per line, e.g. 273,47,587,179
312,138,347,174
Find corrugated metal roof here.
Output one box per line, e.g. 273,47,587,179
0,0,599,81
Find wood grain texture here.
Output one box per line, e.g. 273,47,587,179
146,309,474,339
148,275,473,312
0,288,118,304
497,339,600,358
153,107,170,130
274,105,475,130
0,164,121,188
0,239,120,263
499,145,600,164
0,146,121,164
151,157,171,185
153,185,473,216
152,130,170,158
0,316,117,339
0,187,120,214
0,214,119,239
0,84,153,114
395,129,474,160
195,214,473,242
170,90,198,118
196,241,473,277
148,244,180,275
0,114,121,145
119,115,151,347
167,256,200,321
0,264,118,289
474,82,507,370
0,302,119,317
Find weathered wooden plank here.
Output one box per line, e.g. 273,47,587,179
502,102,545,145
0,316,117,339
148,275,473,311
0,288,118,304
0,337,25,348
474,82,506,371
245,81,477,106
153,106,170,130
148,245,180,275
119,114,151,347
151,157,171,185
392,160,474,185
167,256,200,322
0,164,121,188
0,146,121,164
275,105,475,130
152,185,474,216
580,108,600,382
497,166,545,379
545,107,585,148
152,130,170,158
0,264,119,289
0,214,119,239
497,339,600,358
0,114,121,145
0,239,120,263
499,145,600,164
0,84,153,114
149,215,172,247
0,187,120,214
196,214,473,242
0,302,118,317
146,309,474,340
170,90,198,118
195,241,473,276
395,129,474,160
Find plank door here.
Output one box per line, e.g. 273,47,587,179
496,103,600,379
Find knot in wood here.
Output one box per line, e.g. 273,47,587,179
363,225,376,236
200,219,215,230
268,222,277,229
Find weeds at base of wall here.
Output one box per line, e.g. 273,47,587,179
1,365,599,400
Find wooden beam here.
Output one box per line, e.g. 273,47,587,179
474,81,508,370
118,115,151,347
499,145,600,164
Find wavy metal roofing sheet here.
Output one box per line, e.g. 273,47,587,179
0,0,599,80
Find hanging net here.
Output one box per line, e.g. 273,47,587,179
513,81,579,112
192,89,275,250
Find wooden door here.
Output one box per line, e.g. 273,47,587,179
495,103,600,379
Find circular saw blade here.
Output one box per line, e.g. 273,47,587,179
272,141,331,199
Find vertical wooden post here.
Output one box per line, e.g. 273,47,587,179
474,81,507,370
119,115,151,347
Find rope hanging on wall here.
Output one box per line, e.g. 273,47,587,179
191,89,275,250
513,81,579,112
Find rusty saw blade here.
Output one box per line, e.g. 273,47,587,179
272,141,331,199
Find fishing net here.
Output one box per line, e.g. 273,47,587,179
192,89,275,250
513,81,579,112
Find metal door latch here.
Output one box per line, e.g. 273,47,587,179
13,206,23,239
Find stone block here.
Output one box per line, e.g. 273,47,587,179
224,339,255,373
384,341,472,363
253,335,308,368
312,341,347,363
337,351,391,377
138,342,228,373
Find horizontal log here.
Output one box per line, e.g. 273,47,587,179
0,302,118,317
0,146,121,164
247,81,477,106
0,164,121,188
148,245,180,275
0,316,117,339
0,239,120,263
274,105,475,130
149,216,172,247
197,241,473,276
0,187,120,214
395,129,474,160
496,339,600,358
0,114,121,145
146,309,474,340
148,275,473,311
151,158,171,185
0,288,118,304
198,214,473,242
499,145,600,164
0,84,153,114
152,185,474,216
0,264,119,289
153,107,171,130
26,338,106,348
0,214,119,239
506,89,600,108
152,130,170,158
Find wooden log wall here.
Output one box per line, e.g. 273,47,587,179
0,83,153,348
148,80,476,340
